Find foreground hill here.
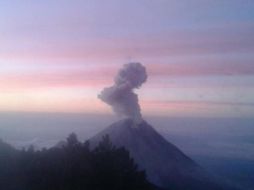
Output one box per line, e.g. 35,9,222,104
0,135,154,190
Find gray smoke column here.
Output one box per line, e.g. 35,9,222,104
98,62,147,124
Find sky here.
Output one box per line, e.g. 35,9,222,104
0,0,254,117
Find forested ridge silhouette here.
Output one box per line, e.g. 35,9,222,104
0,134,154,190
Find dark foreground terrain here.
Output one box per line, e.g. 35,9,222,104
0,134,154,190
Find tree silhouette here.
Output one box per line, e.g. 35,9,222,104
0,134,154,190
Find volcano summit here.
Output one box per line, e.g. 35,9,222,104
94,63,237,189
90,118,231,189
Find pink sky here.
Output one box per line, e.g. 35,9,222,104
0,0,254,117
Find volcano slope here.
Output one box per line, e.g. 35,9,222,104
90,119,237,190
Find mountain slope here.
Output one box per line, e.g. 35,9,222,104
89,119,233,190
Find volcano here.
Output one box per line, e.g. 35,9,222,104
90,118,233,190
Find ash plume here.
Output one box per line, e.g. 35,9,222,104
98,62,147,124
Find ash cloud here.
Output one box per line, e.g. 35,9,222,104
98,62,147,124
